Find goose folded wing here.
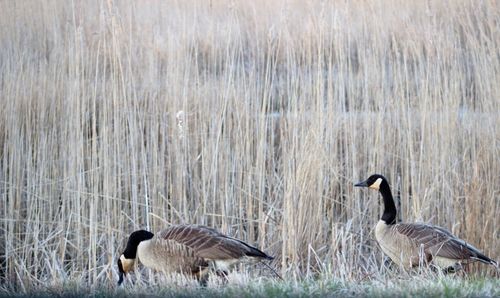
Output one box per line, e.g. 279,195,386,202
395,223,477,260
158,225,260,260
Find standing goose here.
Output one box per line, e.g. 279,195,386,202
355,174,497,271
117,224,273,285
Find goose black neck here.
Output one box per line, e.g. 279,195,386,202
123,230,154,258
379,180,397,225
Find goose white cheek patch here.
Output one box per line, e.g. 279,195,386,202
369,178,383,190
120,254,135,272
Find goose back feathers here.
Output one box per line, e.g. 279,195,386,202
158,225,272,261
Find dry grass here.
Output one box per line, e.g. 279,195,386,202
2,274,500,298
0,0,499,292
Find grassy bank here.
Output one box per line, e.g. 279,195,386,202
2,276,499,298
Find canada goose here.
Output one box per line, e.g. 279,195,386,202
117,224,274,285
355,174,497,272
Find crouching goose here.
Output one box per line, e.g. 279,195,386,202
117,224,274,285
355,174,497,272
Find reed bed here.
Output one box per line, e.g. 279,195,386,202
0,0,498,292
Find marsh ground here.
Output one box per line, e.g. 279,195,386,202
2,276,499,298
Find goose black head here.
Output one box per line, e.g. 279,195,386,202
117,230,154,286
354,174,388,191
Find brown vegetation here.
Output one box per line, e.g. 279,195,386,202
0,0,498,289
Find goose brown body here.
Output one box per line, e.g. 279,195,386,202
117,224,273,285
375,220,493,268
356,174,497,271
136,236,209,276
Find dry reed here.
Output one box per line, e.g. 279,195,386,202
0,0,498,291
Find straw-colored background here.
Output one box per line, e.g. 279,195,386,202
0,0,498,289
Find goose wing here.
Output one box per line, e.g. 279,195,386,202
395,223,486,261
157,225,272,260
